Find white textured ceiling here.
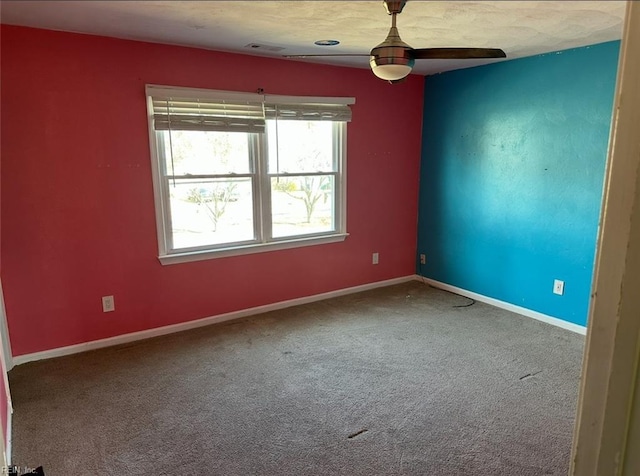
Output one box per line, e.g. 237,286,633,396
0,1,627,75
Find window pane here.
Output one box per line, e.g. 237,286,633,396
271,175,335,238
163,130,251,176
267,121,334,173
169,178,255,249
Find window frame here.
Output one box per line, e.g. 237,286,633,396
145,85,352,265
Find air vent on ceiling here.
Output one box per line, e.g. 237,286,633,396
244,43,285,52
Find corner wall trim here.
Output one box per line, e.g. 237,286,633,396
13,275,416,366
5,404,11,467
418,276,587,335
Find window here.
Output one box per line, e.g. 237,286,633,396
146,85,354,264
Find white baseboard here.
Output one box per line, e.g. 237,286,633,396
418,276,587,335
12,275,417,366
12,274,585,366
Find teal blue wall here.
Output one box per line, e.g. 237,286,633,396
417,41,620,326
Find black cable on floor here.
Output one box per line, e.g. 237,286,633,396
417,260,476,308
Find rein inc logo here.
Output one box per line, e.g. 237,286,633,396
3,466,45,475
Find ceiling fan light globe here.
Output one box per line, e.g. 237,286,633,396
369,51,415,81
370,62,413,81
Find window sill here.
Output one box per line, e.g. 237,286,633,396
158,233,349,265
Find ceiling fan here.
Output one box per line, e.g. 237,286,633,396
285,0,506,83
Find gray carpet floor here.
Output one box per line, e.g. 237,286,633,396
8,281,584,475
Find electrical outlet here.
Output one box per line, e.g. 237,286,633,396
372,252,379,265
102,295,115,312
553,280,565,296
420,254,426,265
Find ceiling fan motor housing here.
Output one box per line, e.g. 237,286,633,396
369,44,415,68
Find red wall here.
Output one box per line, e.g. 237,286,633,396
0,26,424,357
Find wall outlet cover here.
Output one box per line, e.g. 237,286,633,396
553,280,565,296
102,295,115,312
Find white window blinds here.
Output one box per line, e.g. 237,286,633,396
264,94,353,122
264,103,352,122
147,86,266,133
146,85,354,133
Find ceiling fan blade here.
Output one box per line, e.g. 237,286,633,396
412,48,506,60
283,54,370,58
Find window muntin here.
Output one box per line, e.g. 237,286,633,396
147,86,352,262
